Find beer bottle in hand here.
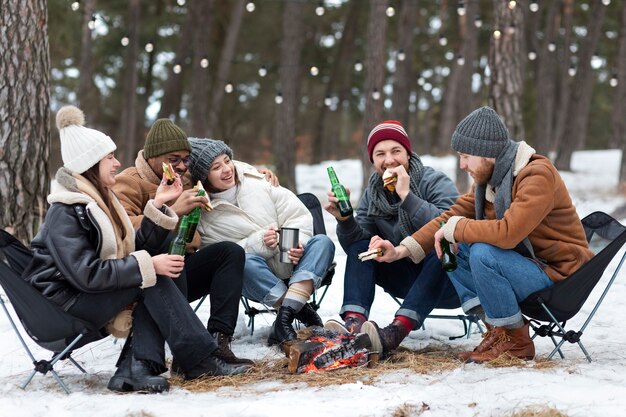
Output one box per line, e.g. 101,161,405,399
168,216,189,256
184,184,205,243
327,166,353,217
439,221,457,272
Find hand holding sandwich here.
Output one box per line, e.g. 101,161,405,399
382,166,410,200
361,235,410,263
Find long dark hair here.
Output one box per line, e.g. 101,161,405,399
82,163,127,240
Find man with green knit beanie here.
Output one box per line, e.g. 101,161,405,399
113,118,277,373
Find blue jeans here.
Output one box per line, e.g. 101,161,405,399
341,240,460,328
448,243,554,327
242,234,335,306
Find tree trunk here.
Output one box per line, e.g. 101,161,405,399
0,0,50,243
206,0,244,139
158,1,196,121
77,0,98,124
489,0,525,139
361,0,388,189
273,1,306,192
119,0,141,168
391,0,417,129
610,1,626,151
555,1,607,171
533,0,559,156
552,0,574,156
312,0,359,163
189,0,214,137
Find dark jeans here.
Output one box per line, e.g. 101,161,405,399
341,240,460,328
173,241,245,336
68,276,217,373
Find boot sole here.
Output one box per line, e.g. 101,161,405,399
360,321,383,354
107,377,169,393
323,320,349,335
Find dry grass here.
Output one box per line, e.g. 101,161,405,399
171,346,562,393
502,405,568,417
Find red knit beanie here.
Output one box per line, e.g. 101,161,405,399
366,120,412,162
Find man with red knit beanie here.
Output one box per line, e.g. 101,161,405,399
324,120,460,357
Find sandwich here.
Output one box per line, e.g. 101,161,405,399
382,169,398,192
194,180,213,211
357,247,383,261
162,162,176,185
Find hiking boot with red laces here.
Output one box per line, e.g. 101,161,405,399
468,322,535,363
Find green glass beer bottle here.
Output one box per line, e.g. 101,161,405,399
327,166,353,217
184,187,205,243
168,216,189,255
439,221,457,272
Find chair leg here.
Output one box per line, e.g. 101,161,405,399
68,356,87,374
193,295,207,313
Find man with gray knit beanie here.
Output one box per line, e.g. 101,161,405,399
113,118,278,373
367,107,594,363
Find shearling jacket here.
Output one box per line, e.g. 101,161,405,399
197,162,313,279
401,143,594,282
24,171,178,311
337,166,459,249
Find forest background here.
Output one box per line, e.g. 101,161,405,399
2,0,626,243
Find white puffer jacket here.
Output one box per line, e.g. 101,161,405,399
197,162,313,279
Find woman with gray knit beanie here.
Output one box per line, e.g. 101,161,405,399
187,138,336,348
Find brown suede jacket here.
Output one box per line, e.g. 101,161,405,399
112,150,201,252
401,151,594,282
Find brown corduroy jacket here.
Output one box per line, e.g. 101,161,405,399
401,151,594,282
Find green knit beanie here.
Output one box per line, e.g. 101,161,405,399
144,119,191,159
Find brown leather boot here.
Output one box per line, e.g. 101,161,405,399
211,331,255,365
458,323,497,361
468,322,535,363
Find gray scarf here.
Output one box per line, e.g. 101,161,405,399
367,153,424,238
475,140,535,258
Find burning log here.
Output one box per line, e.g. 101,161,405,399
287,328,374,373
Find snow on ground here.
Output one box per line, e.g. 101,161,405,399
1,150,625,417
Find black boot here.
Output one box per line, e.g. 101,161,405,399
211,331,255,365
184,354,251,380
294,303,323,327
107,355,169,393
361,320,410,358
267,306,298,346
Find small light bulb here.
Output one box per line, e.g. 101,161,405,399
121,36,129,47
371,89,381,100
354,60,363,72
397,49,406,61
145,42,154,53
474,15,483,28
310,66,319,76
386,6,395,17
315,2,325,16
88,15,96,30
275,92,283,104
508,0,517,10
602,0,611,6
258,65,267,77
493,30,502,40
456,55,465,66
177,0,186,5
529,0,539,12
71,1,80,11
173,64,182,74
324,96,332,107
457,1,466,16
439,35,448,46
528,50,537,61
548,42,556,52
610,75,618,87
568,65,576,77
200,58,209,68
246,1,255,12
225,82,234,94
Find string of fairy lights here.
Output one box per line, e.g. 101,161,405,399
68,0,620,108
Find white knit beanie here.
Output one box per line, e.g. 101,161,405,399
56,105,117,173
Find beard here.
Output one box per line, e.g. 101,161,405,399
470,158,495,185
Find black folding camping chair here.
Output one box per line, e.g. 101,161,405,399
0,230,105,394
194,193,336,335
520,211,626,362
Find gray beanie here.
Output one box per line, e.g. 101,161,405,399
188,137,234,182
451,107,510,158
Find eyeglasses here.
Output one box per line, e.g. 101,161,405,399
167,156,190,166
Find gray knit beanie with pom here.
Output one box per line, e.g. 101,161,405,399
451,107,510,158
187,138,234,183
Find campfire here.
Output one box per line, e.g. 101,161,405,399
284,328,377,374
